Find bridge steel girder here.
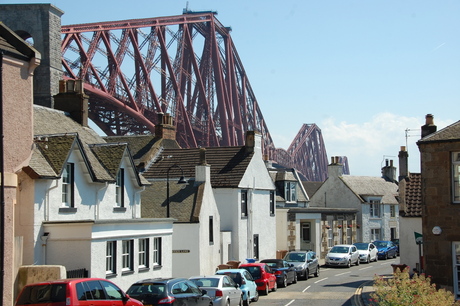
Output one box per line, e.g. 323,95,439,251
61,12,333,181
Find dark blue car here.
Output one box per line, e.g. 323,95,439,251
373,240,398,260
260,259,297,287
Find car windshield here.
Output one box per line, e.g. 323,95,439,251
264,262,279,268
190,278,219,287
126,283,166,297
354,243,368,250
241,266,261,279
374,241,387,248
285,253,305,262
217,272,243,285
330,246,349,253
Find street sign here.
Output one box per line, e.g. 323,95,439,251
414,231,423,244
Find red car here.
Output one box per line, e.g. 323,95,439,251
239,263,277,295
15,278,143,306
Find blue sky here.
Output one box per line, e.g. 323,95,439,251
3,0,459,176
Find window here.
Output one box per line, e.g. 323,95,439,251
269,191,275,215
327,226,333,248
284,182,297,202
452,242,460,299
241,190,248,218
453,152,460,203
301,223,311,242
390,205,396,218
153,237,162,266
62,163,74,207
138,238,149,269
347,227,352,244
253,234,259,260
116,169,124,207
122,240,133,272
106,241,116,275
369,200,381,218
371,228,381,241
209,216,214,244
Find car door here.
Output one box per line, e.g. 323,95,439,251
185,280,210,306
351,246,359,262
223,276,240,305
77,280,111,306
242,270,257,299
170,281,190,305
370,243,377,260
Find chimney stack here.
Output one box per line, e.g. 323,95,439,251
327,156,343,178
53,79,89,126
155,112,176,140
381,159,397,183
398,146,409,181
421,114,437,138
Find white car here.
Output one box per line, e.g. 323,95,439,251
353,242,378,263
325,244,360,268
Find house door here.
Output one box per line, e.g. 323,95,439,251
301,222,313,250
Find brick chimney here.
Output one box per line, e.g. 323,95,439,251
421,114,437,138
327,156,343,178
398,146,409,181
155,112,176,140
196,148,210,184
381,159,397,183
53,79,89,126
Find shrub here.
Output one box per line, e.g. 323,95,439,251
370,268,460,305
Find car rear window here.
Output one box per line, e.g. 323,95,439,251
16,284,66,305
126,283,167,298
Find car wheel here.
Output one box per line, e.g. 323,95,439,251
356,258,360,266
366,256,370,263
243,297,249,306
314,266,320,277
225,300,230,306
304,269,309,280
293,273,298,284
385,253,388,260
347,260,351,268
272,281,277,292
252,290,259,302
282,275,287,287
263,283,269,295
238,295,243,306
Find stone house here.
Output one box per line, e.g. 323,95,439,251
308,157,399,257
0,21,40,305
16,84,174,291
417,114,460,297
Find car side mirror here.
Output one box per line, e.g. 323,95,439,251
307,259,312,263
122,295,130,302
290,264,294,267
201,289,207,295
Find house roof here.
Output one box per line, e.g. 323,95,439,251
302,181,323,198
418,120,460,144
268,169,309,203
0,21,41,61
142,146,254,188
400,173,422,217
28,105,148,185
340,176,399,204
141,179,204,222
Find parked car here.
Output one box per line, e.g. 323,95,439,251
189,275,243,306
126,278,212,306
215,269,258,306
239,262,277,295
283,250,320,280
15,278,143,306
353,242,378,263
325,244,360,268
373,240,398,260
391,238,400,256
260,259,297,287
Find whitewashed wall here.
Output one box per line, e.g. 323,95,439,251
399,217,422,271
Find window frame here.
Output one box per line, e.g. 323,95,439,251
284,181,297,202
106,241,117,276
371,228,381,241
241,190,248,218
62,163,75,207
390,205,396,218
452,152,460,203
116,168,125,208
209,216,214,245
138,238,149,270
369,199,381,218
269,190,275,215
153,237,162,267
121,240,134,273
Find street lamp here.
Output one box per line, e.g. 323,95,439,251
166,164,187,218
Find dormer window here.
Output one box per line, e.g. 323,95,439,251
62,163,74,207
285,182,297,202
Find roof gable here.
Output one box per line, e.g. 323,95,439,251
340,176,398,204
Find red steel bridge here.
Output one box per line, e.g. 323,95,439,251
61,10,342,181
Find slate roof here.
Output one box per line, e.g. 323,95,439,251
418,120,460,144
302,181,323,198
268,169,308,203
28,105,148,185
0,22,40,61
142,146,254,188
340,176,399,204
141,179,204,222
400,173,422,217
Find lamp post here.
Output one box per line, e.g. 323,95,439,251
166,164,187,218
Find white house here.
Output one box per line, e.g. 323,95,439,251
16,86,173,290
309,157,399,246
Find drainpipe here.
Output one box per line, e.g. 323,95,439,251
95,183,108,220
0,52,4,306
40,232,49,264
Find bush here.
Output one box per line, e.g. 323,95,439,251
370,268,460,305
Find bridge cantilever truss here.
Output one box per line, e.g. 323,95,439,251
61,11,336,181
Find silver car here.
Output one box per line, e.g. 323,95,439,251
283,251,320,280
325,244,360,268
353,242,378,263
190,275,243,306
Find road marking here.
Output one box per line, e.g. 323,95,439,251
302,285,311,293
285,300,295,306
314,277,328,284
359,266,372,271
335,271,351,276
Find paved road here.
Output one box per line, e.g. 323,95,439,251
255,257,399,306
